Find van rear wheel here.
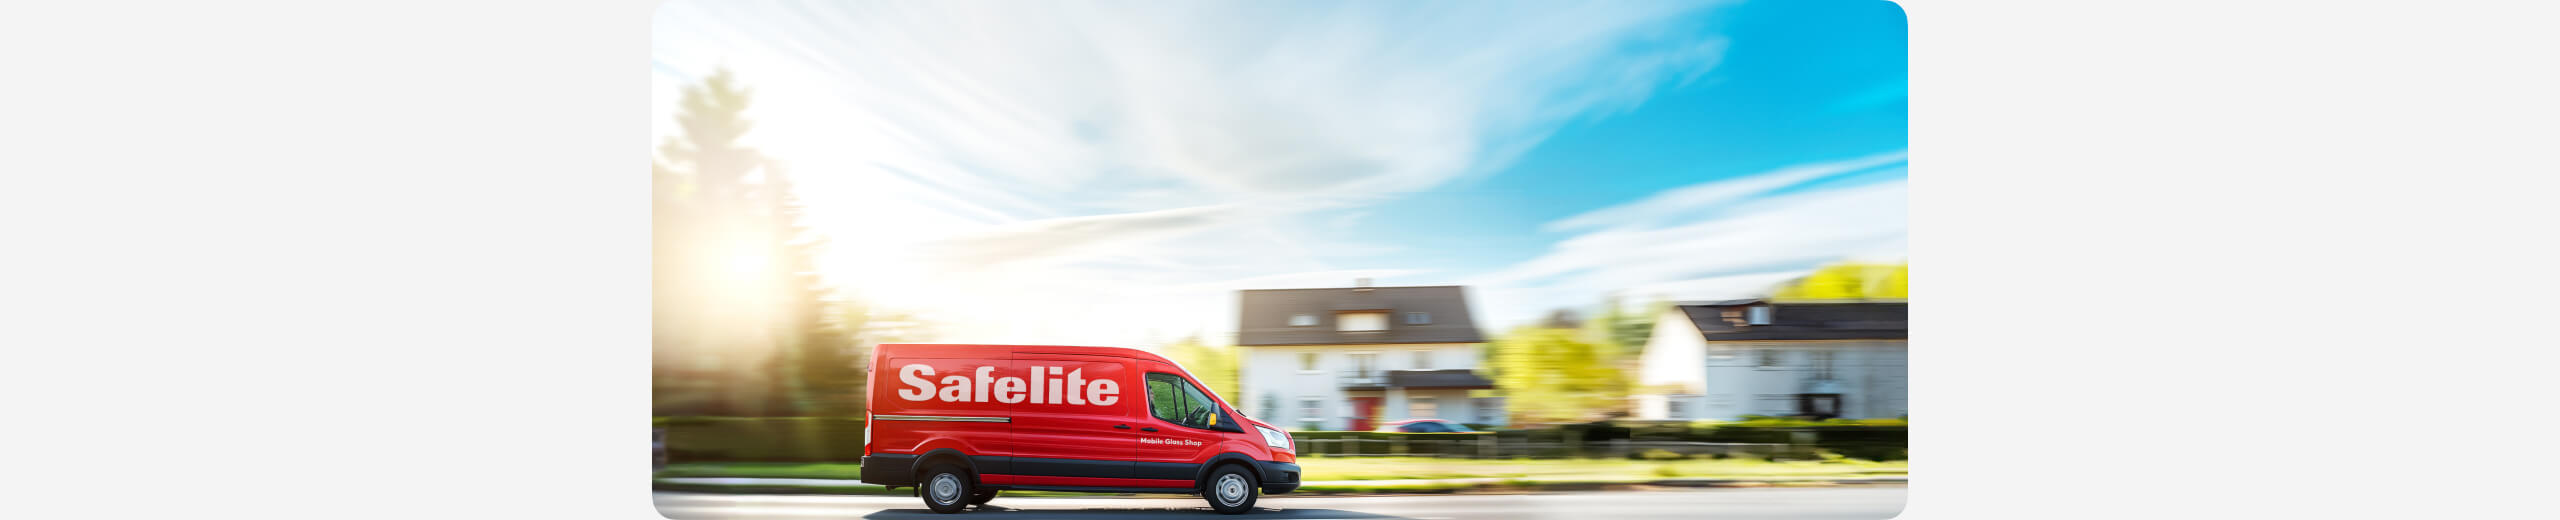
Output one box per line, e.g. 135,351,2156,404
919,464,971,514
1204,465,1259,514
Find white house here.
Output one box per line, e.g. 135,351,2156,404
1233,281,1504,431
1634,299,1906,421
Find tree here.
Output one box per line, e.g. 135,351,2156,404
1489,322,1628,424
767,162,863,415
1161,337,1239,403
653,69,857,416
1585,294,1665,359
1768,261,1907,301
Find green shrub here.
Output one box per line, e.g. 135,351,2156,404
658,416,867,463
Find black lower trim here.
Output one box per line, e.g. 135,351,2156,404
869,453,1286,492
1254,460,1301,494
967,455,1014,476
1132,461,1199,481
1010,456,1133,479
988,485,1192,494
858,454,919,486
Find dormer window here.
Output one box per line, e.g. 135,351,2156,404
1746,305,1772,325
1406,312,1430,325
1289,313,1317,326
1337,312,1388,332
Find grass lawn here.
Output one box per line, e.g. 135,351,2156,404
1293,456,1907,482
656,462,862,480
656,457,1903,484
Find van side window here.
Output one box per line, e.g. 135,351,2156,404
1144,372,1217,428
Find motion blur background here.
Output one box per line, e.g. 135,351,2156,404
652,0,1907,498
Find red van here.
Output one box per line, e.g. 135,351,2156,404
858,344,1300,514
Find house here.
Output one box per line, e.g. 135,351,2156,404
1633,299,1906,421
1233,280,1503,431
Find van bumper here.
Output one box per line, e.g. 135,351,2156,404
1254,460,1301,494
859,454,919,487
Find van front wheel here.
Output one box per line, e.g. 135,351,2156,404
920,464,971,514
1205,465,1259,514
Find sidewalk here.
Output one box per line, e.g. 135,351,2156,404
654,475,1907,495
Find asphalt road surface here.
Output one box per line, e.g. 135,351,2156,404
653,486,1908,520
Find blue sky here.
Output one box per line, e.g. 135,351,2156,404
652,0,1908,346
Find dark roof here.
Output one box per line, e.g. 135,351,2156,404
1386,369,1495,389
1677,301,1906,341
1236,285,1486,346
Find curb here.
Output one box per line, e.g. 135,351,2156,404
652,476,1907,496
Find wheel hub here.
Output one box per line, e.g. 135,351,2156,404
1217,474,1247,505
930,474,960,503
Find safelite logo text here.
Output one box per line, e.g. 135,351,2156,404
895,364,1121,406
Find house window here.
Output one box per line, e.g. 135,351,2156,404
1410,397,1437,419
1337,312,1387,331
1406,312,1430,324
1811,349,1836,379
1746,306,1772,325
1289,313,1318,326
1298,352,1320,372
1300,397,1324,424
1756,348,1781,368
1666,397,1691,419
1348,352,1377,377
1412,349,1433,370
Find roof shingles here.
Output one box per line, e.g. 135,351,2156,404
1678,301,1907,341
1236,286,1486,346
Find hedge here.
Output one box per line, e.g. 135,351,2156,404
657,416,867,463
1282,431,1492,457
655,416,1906,463
1613,418,1907,461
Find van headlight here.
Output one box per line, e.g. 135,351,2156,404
1256,425,1293,451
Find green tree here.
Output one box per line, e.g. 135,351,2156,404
1161,337,1239,403
1769,261,1908,301
1585,294,1665,359
1489,322,1628,424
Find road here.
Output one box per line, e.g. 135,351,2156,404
654,486,1908,520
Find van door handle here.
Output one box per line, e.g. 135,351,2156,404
1113,424,1131,429
1141,427,1159,432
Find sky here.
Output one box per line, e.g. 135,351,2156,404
651,0,1908,348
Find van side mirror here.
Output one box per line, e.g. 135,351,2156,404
1207,408,1244,433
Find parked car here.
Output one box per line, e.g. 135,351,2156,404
1374,418,1482,433
858,343,1299,514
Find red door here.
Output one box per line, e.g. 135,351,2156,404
990,353,1141,487
1132,361,1228,488
1348,397,1381,431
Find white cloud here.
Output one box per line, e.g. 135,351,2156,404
1545,150,1908,232
1470,152,1909,328
653,0,1737,344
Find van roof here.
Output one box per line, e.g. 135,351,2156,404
872,343,1175,365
